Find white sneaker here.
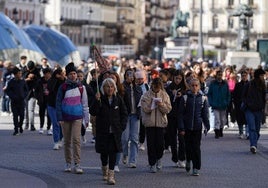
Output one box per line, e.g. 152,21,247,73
64,163,71,172
47,129,53,135
82,136,87,144
58,140,63,148
114,165,120,172
53,143,60,150
177,160,186,168
74,164,83,174
39,128,44,134
139,143,145,151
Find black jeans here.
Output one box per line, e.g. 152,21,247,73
11,101,25,131
100,134,117,170
168,117,186,162
139,119,146,144
39,101,51,130
146,127,164,166
185,130,202,170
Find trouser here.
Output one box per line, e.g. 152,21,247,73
185,130,202,170
146,127,164,166
90,115,96,137
28,97,36,127
47,106,63,143
139,118,146,144
121,114,140,164
81,124,86,136
100,134,117,170
214,109,227,129
62,119,82,164
245,110,262,147
11,101,24,131
39,101,51,130
168,117,185,162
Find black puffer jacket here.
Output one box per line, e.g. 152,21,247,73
180,91,210,131
89,94,128,153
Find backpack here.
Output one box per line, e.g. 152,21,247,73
61,82,83,98
183,94,206,108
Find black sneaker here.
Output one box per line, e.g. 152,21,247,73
13,131,19,136
30,125,36,131
250,146,257,154
185,161,191,172
19,127,23,133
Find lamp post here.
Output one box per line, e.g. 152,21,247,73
198,0,204,59
154,22,160,61
87,7,93,58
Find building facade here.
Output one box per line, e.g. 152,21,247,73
1,0,268,61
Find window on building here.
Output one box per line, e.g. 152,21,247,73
249,0,254,6
249,18,253,29
212,15,218,30
228,17,234,29
228,0,234,6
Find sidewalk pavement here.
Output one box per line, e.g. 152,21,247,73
1,113,268,187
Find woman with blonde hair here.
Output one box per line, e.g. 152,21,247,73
89,78,128,184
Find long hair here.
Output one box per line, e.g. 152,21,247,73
100,78,118,95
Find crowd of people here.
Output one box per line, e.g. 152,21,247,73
0,55,267,185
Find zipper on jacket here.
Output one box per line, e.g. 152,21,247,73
191,95,196,130
155,93,157,127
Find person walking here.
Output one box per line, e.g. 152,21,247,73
140,78,172,173
180,78,210,176
6,67,28,135
233,70,249,139
166,70,187,168
89,78,128,185
242,68,266,154
207,69,230,138
135,70,149,151
121,68,142,168
47,67,65,150
37,68,52,135
56,62,89,174
24,60,41,131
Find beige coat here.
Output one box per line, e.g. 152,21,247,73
140,89,172,128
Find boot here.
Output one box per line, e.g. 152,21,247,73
219,128,223,137
107,169,115,185
102,166,108,181
214,129,219,139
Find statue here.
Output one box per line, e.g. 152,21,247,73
232,4,253,51
170,10,189,38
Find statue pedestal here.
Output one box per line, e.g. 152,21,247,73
163,37,190,59
225,51,260,70
165,37,190,48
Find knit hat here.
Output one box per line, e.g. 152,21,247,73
27,60,35,70
254,68,265,79
65,62,77,75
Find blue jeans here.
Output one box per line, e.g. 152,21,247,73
28,97,36,126
47,106,63,143
245,110,262,147
121,114,140,164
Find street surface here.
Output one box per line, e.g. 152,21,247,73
0,114,268,188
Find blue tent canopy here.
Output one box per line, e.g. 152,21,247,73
23,25,80,65
0,13,42,52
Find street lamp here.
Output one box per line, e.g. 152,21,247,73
87,7,93,58
154,22,160,61
198,0,204,59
